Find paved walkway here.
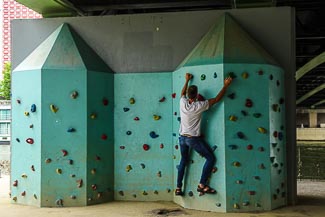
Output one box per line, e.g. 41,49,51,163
1,175,324,217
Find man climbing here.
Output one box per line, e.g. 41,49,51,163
175,72,232,196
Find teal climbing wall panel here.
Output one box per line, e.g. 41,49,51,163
114,73,173,201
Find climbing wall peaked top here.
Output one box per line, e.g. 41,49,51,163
178,13,279,67
14,23,113,72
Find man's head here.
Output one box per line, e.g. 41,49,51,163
187,85,198,99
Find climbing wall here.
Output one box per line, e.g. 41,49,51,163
114,73,174,201
172,66,227,212
11,23,115,207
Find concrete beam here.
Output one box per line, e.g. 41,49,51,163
296,83,325,105
296,51,325,81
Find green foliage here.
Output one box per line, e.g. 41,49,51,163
0,62,11,100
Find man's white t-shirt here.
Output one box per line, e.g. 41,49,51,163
179,96,209,137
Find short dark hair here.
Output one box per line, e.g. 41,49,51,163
187,85,198,99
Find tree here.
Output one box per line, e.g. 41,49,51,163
0,62,11,100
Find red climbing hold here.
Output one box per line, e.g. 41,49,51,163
248,191,256,195
101,134,108,140
245,99,253,108
258,70,264,75
120,146,125,149
160,143,164,149
13,180,18,187
95,155,101,161
172,93,176,98
103,98,109,106
26,138,34,144
273,131,278,138
21,191,26,196
143,144,150,151
247,144,253,150
175,145,179,150
134,117,140,121
159,97,166,102
61,149,68,156
92,184,97,190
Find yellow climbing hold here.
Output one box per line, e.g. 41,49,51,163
234,203,240,209
229,115,238,121
50,104,59,113
153,115,161,120
21,173,27,178
91,169,96,175
258,127,267,134
24,111,30,116
12,197,17,202
90,113,97,119
56,168,62,174
242,72,249,79
126,165,132,172
129,97,135,104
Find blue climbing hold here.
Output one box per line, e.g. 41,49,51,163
149,131,159,138
67,128,76,133
212,145,217,151
214,72,217,78
229,144,238,150
177,117,181,122
126,131,132,135
123,107,130,112
31,104,36,113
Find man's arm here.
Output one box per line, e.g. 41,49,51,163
181,73,193,97
208,77,232,107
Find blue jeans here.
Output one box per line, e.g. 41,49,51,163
177,136,216,189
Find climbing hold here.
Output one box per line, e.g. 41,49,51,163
270,157,276,163
142,191,148,195
95,155,101,161
67,127,76,133
273,163,279,168
24,111,30,116
159,97,166,102
101,134,108,140
259,164,266,169
88,198,92,201
26,138,34,144
33,194,37,199
140,163,145,169
237,132,245,139
233,161,241,167
56,199,63,206
143,144,150,151
233,203,240,209
91,169,96,174
21,173,27,178
61,149,68,156
258,147,265,152
70,91,79,99
188,191,194,197
173,133,177,137
257,127,267,134
272,104,279,112
172,93,176,98
90,113,97,119
120,146,125,149
56,168,62,174
132,194,137,198
129,97,135,104
103,98,109,106
242,72,249,79
12,197,17,202
160,143,164,149
126,165,132,172
126,131,132,135
167,188,171,193
229,115,238,121
76,179,83,188
154,190,159,195
149,131,159,138
16,138,20,142
200,74,206,80
242,201,250,206
30,104,36,113
45,158,52,163
253,176,260,180
68,159,73,165
253,113,261,118
255,203,261,207
272,143,277,147
31,165,35,171
70,195,76,199
29,124,33,128
17,99,21,104
236,180,243,184
123,107,130,112
214,72,217,78
245,99,253,108
175,145,179,150
248,191,256,195
227,92,235,99
21,191,26,196
228,144,238,150
177,117,181,122
228,72,236,79
157,171,162,177
277,80,280,86
174,112,177,116
50,104,59,113
13,180,18,187
246,144,253,150
119,191,124,196
216,203,221,207
134,117,140,121
91,184,97,191
212,167,218,173
97,192,103,198
153,115,161,120
241,110,248,116
278,132,283,141
269,74,273,80
212,145,217,151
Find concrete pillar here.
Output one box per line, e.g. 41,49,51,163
309,110,317,128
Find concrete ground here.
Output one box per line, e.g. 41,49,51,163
1,175,324,217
